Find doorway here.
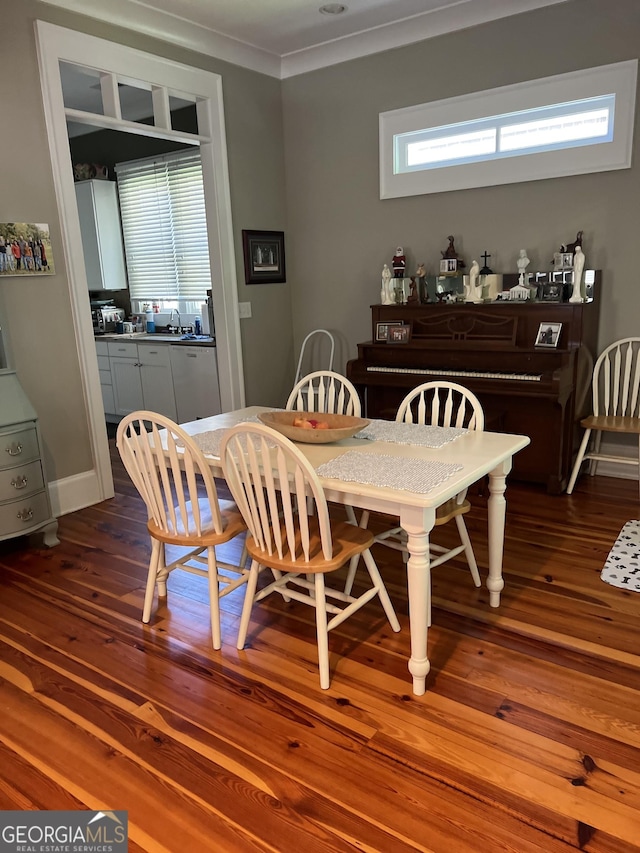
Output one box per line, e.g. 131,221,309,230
35,20,245,505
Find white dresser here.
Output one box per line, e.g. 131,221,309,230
0,370,59,547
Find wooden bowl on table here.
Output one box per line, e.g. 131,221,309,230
258,411,370,444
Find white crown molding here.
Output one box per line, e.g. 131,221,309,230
39,0,569,79
281,0,569,78
38,0,282,77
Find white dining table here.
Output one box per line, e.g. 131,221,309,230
179,406,530,696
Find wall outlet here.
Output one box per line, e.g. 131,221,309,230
238,302,252,319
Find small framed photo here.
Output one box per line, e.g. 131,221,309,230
539,282,563,302
440,258,457,274
535,322,562,348
242,229,286,284
561,252,574,269
387,324,411,344
376,321,402,342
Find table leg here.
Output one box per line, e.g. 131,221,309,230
486,457,512,608
400,505,436,696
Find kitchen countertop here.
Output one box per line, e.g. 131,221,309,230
96,332,216,347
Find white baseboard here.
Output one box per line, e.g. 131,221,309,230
582,440,638,481
48,469,107,517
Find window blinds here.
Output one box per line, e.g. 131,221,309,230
115,149,211,303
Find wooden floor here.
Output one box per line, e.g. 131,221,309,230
2,450,640,852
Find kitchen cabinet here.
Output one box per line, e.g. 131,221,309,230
170,345,222,422
75,180,128,291
108,340,176,420
95,339,115,416
0,371,58,547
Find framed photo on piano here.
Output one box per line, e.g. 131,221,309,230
535,322,562,348
387,324,411,344
376,321,402,342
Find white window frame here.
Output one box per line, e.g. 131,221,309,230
380,60,638,199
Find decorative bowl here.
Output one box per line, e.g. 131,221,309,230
257,411,370,444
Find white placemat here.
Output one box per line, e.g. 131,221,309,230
601,520,640,592
316,451,463,494
179,414,275,457
355,419,466,448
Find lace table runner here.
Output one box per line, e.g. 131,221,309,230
355,419,466,448
316,451,463,494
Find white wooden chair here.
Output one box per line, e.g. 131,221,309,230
219,422,401,690
286,370,361,523
286,370,361,417
116,411,250,649
566,337,640,495
294,329,335,385
344,381,484,597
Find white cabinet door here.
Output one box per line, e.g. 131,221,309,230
110,356,143,417
75,180,128,291
138,344,177,421
170,346,222,423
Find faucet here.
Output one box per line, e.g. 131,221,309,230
169,308,181,333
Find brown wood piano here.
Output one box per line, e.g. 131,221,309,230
347,277,600,494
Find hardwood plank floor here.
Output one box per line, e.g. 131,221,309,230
1,447,640,852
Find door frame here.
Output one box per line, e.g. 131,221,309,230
35,20,245,505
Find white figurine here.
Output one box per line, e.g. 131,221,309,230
381,263,394,305
570,245,586,303
465,259,483,303
517,249,530,285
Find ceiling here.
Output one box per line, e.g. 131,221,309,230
43,0,569,78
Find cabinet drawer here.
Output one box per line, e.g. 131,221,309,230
0,490,51,537
0,459,44,502
97,354,111,373
138,345,171,367
108,341,138,358
95,340,109,357
0,426,40,470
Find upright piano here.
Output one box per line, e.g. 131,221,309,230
347,279,600,494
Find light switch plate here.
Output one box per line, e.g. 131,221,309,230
238,302,252,319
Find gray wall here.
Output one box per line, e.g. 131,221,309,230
3,0,639,498
282,0,640,366
1,0,291,484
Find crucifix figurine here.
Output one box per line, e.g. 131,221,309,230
480,251,493,275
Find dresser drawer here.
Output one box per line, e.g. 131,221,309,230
0,426,40,470
0,490,51,537
0,459,44,502
108,340,138,359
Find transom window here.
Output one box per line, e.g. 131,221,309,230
380,60,637,198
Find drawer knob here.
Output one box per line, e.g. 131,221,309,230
17,508,34,522
11,475,28,489
6,442,23,456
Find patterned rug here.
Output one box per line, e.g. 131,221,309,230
601,520,640,592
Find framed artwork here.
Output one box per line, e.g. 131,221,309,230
539,282,563,302
535,322,562,348
440,258,457,274
387,324,411,344
242,229,286,284
376,321,402,342
0,223,55,277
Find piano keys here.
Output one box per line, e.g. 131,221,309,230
347,286,600,494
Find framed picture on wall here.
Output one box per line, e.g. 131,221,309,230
0,223,55,277
242,229,286,284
